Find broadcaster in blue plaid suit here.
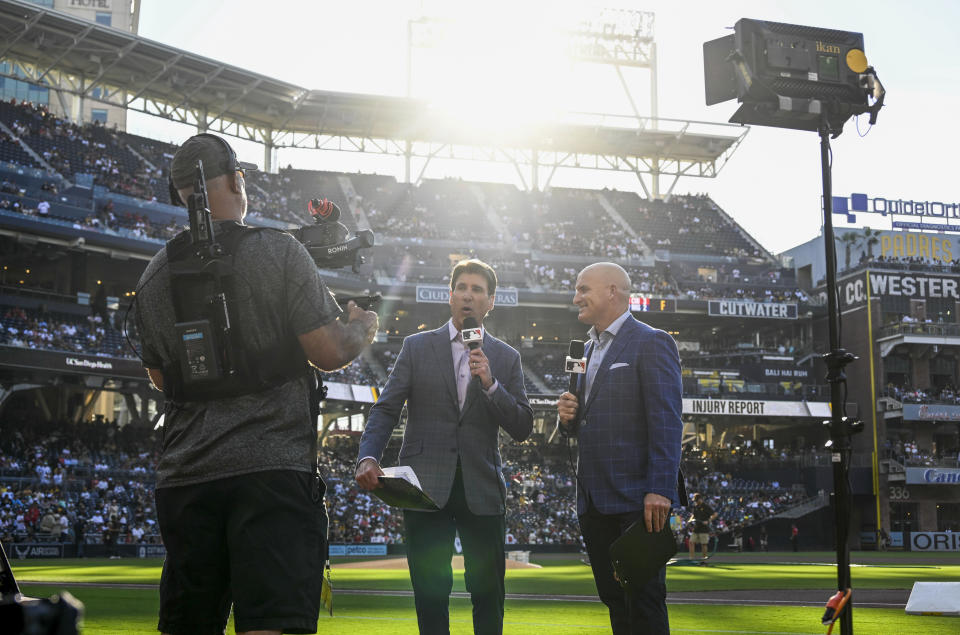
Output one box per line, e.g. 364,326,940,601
557,262,683,635
356,259,533,635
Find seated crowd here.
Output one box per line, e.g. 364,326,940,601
0,418,809,551
2,305,131,359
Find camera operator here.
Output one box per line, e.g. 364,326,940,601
135,134,378,635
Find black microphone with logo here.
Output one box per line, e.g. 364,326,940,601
461,316,483,385
561,339,587,436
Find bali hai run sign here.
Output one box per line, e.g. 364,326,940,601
707,300,798,319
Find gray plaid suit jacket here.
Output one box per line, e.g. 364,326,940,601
574,315,683,515
358,324,533,515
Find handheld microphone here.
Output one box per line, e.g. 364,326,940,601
461,316,482,350
462,316,483,386
565,339,587,394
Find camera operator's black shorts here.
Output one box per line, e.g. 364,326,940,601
156,470,328,634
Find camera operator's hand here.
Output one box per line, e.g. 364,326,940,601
298,301,379,371
346,300,379,345
355,457,384,490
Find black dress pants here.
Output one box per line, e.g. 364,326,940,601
579,500,670,635
403,465,506,635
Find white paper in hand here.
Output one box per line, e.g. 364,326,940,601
381,466,423,490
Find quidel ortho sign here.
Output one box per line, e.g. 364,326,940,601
906,467,960,485
909,531,960,552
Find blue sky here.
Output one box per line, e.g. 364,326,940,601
131,0,960,255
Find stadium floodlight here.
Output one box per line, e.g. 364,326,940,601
703,18,884,134
706,18,887,635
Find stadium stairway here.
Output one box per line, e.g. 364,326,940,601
595,192,653,264
522,369,551,395
774,491,829,519
711,199,776,263
337,175,369,231
470,183,514,250
0,121,55,175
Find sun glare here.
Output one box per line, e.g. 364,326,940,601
410,3,588,133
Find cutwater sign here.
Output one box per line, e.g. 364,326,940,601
708,300,797,319
415,284,518,306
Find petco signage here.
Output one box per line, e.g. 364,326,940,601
909,532,960,552
906,467,960,485
328,544,388,557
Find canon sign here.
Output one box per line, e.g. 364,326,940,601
905,467,960,485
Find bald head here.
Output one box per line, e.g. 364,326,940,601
573,262,633,330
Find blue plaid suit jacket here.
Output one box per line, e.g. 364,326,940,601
574,315,683,515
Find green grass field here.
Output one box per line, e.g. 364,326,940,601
11,553,960,634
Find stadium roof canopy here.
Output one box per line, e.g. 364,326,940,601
0,0,747,196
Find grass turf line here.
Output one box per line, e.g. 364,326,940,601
13,557,960,595
19,585,960,635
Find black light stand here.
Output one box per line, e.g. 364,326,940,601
818,116,864,635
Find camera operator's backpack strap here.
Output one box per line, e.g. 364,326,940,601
162,223,310,402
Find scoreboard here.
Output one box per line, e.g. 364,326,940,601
629,294,676,313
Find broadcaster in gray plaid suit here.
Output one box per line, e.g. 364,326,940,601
356,259,533,635
557,262,683,635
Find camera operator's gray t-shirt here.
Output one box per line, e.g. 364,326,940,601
135,222,342,488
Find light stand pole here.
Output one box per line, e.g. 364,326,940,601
818,116,864,635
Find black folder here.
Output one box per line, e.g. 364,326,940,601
609,520,678,591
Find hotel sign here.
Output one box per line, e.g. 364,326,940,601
415,284,518,306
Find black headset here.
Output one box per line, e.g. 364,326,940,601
167,133,244,207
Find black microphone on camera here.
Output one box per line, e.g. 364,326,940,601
461,316,483,385
565,339,587,394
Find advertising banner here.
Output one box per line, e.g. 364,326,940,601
909,532,960,552
415,284,518,306
707,300,797,319
328,544,388,557
903,404,960,422
682,399,831,418
7,543,63,559
905,467,960,485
